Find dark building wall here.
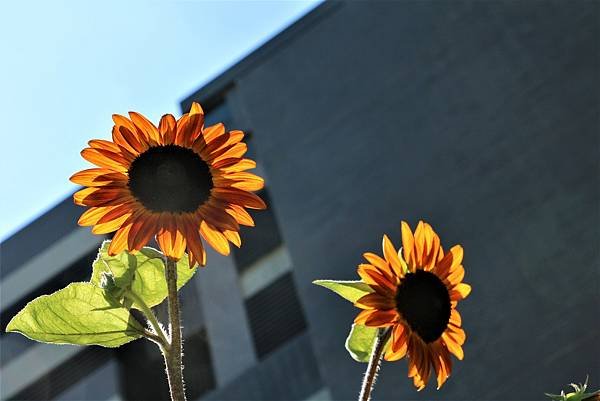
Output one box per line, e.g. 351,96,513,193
212,2,598,399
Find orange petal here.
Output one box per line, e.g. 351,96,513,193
128,214,158,251
430,341,450,389
449,309,462,326
74,188,97,206
81,147,130,172
95,201,135,224
401,221,416,271
410,337,431,390
114,125,147,155
357,264,395,295
363,309,398,327
391,324,406,351
382,234,404,278
434,245,463,279
194,132,224,156
226,204,255,226
176,112,204,147
213,188,266,209
439,342,453,379
223,172,265,191
413,221,428,267
200,202,240,231
190,102,204,115
77,206,112,226
158,114,177,145
446,323,466,346
108,223,133,255
73,186,130,207
70,168,127,187
210,143,248,164
179,219,206,267
422,223,441,271
387,324,409,358
92,212,131,235
156,216,186,260
214,157,256,171
354,293,395,310
408,348,426,390
449,283,471,301
442,332,464,360
363,252,390,274
129,111,160,145
205,130,244,156
112,114,137,132
354,309,376,325
223,229,241,247
444,264,465,287
199,220,230,255
88,139,121,153
385,337,408,361
449,245,464,268
202,123,226,144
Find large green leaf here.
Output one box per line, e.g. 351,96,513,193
91,240,197,309
313,280,373,303
345,324,381,362
6,282,144,347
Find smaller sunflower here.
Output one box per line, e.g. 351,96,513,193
353,221,471,390
71,102,265,267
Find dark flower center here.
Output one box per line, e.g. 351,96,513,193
128,145,212,213
395,270,451,343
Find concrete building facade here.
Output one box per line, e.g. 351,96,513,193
182,1,599,399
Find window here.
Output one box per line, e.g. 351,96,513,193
245,273,308,359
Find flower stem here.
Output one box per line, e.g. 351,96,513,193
358,328,391,401
124,289,168,347
163,256,187,401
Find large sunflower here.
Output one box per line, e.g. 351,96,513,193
70,102,265,267
354,221,471,390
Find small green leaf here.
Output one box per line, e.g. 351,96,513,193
313,280,373,303
545,376,600,401
345,324,380,362
6,282,144,347
91,240,197,309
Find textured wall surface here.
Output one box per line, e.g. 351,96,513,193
229,1,599,399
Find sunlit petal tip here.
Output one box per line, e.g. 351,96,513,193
450,244,464,262
382,234,404,277
190,102,204,115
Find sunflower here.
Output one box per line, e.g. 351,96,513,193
353,221,471,390
70,102,265,267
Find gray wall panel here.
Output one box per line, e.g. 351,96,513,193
201,333,322,401
232,2,599,399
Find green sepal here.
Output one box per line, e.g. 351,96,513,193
313,280,373,303
345,324,385,362
90,240,197,309
5,282,145,347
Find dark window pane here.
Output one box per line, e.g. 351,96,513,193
8,347,112,401
233,190,283,272
245,273,307,359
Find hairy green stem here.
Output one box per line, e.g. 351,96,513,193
124,289,169,347
163,256,187,401
358,328,391,401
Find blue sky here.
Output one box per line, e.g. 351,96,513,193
0,0,320,242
